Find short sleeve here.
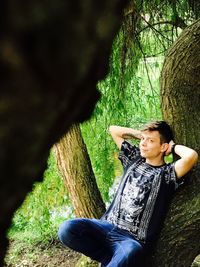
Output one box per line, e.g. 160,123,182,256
118,140,141,169
164,163,184,190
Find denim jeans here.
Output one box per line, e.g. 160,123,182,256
58,218,145,267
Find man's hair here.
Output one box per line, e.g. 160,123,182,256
141,121,174,143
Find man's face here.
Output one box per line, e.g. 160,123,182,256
139,130,167,159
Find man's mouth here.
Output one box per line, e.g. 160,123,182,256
140,149,148,152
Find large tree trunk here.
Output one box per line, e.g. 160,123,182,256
54,124,106,218
0,1,128,265
149,19,200,267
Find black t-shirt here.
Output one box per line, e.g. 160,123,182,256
102,141,182,244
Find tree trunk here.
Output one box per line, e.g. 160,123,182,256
0,1,128,264
149,19,200,267
54,124,106,218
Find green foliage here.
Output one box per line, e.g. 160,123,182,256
80,0,199,202
8,151,72,244
81,37,163,201
75,256,98,267
164,153,174,164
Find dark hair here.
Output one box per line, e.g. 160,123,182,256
141,121,174,143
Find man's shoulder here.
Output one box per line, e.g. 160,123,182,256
161,162,180,186
163,162,175,172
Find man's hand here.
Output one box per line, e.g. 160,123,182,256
165,140,175,156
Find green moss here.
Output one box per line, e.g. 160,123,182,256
75,256,98,267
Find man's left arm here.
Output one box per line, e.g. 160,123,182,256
172,144,198,178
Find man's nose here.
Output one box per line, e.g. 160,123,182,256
140,139,147,146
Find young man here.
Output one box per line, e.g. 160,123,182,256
58,121,198,267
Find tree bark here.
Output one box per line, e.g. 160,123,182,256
149,19,200,267
0,1,128,264
54,124,106,218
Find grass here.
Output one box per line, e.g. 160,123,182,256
6,151,74,266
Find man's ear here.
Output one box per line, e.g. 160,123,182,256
161,143,169,153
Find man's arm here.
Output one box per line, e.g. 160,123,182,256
109,125,142,149
171,143,198,178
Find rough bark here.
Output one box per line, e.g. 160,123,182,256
0,0,128,265
53,124,106,218
188,0,200,18
149,19,200,267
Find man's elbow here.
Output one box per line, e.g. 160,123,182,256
189,150,199,166
109,125,118,135
192,151,198,165
109,125,115,132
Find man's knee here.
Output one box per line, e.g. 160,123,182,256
122,240,144,266
58,219,78,246
125,241,143,257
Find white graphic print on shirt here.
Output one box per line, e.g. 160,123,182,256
119,172,153,223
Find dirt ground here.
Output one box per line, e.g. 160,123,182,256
4,240,81,267
5,240,200,267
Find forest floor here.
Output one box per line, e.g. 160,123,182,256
5,239,81,267
5,239,200,267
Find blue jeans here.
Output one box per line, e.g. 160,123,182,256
58,218,145,267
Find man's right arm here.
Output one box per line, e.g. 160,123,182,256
109,125,142,149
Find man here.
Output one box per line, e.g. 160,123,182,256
58,121,198,267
